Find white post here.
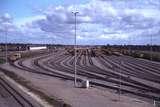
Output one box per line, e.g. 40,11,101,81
153,100,156,106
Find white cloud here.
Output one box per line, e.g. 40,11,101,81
100,34,128,40
14,15,46,27
1,0,160,44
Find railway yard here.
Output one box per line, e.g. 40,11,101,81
0,47,160,107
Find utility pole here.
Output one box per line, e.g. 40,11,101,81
72,11,79,87
150,35,153,61
119,61,123,101
52,36,54,53
128,36,131,55
5,30,8,63
150,35,155,104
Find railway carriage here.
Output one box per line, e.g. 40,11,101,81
8,53,21,62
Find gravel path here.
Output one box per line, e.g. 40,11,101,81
0,94,10,107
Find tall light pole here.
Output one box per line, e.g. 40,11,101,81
150,35,153,61
3,22,11,63
118,29,122,101
150,35,154,104
5,30,8,63
52,36,54,52
72,11,79,87
119,61,123,101
128,36,131,55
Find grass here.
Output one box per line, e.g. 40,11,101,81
0,59,5,64
0,67,71,107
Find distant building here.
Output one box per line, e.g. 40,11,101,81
29,46,47,50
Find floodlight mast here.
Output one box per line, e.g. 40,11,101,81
72,11,79,87
5,31,8,63
150,35,153,61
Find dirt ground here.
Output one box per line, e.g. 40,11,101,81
0,63,155,107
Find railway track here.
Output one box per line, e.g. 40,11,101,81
0,74,39,107
9,49,160,102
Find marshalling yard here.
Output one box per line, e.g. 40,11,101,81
0,45,160,107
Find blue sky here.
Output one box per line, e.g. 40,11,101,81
1,0,89,21
0,0,160,45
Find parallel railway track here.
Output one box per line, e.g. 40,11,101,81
0,74,36,107
8,49,160,101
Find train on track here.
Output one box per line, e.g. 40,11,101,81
8,53,21,62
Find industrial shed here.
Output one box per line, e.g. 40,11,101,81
29,46,47,50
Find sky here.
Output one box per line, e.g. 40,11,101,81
0,0,160,45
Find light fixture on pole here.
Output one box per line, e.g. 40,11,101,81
72,11,79,87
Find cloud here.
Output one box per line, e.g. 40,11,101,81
1,0,160,44
0,13,12,31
